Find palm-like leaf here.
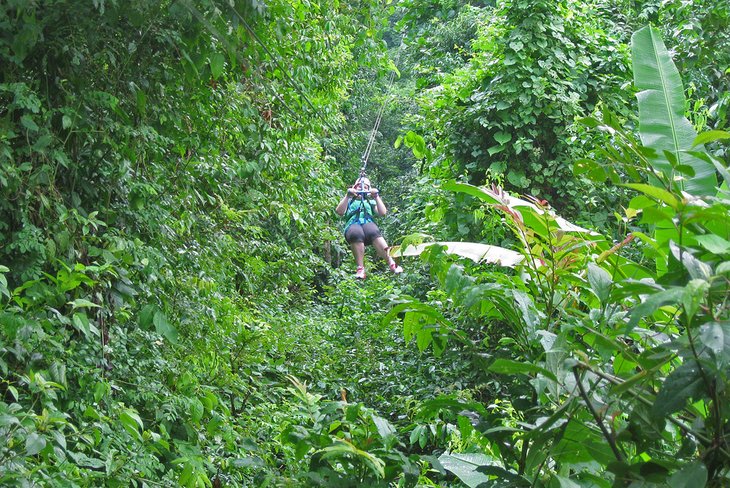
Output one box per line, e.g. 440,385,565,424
632,26,717,196
391,241,524,267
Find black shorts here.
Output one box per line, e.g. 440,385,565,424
345,222,382,245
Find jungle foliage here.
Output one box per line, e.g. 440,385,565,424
1,0,729,487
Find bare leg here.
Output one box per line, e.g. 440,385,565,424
350,242,365,268
372,237,395,265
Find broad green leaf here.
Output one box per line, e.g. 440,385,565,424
626,287,684,333
552,420,615,464
668,461,708,488
68,298,101,309
488,358,557,381
670,242,712,280
488,144,505,156
318,441,385,478
555,475,581,488
392,241,524,267
623,183,679,209
139,304,156,329
587,263,612,303
438,453,495,488
695,234,730,255
210,53,225,79
494,131,512,145
72,312,95,338
21,115,39,132
0,412,20,427
93,381,109,402
33,135,52,152
371,414,397,447
153,310,179,344
652,361,704,417
190,398,204,424
25,432,46,456
416,327,433,352
682,279,709,322
631,26,717,196
692,130,730,147
698,321,730,359
68,452,105,469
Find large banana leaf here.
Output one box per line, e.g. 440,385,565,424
632,26,717,196
390,241,525,268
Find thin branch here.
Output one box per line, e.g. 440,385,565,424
572,366,625,462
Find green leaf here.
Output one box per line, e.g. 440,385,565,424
682,279,709,322
671,242,712,280
488,358,557,381
554,475,581,488
210,53,225,79
692,130,730,147
695,234,730,255
631,26,717,196
587,263,612,303
72,313,94,338
487,144,505,156
626,287,684,333
33,135,52,152
25,432,47,456
623,183,679,209
698,321,730,357
494,131,512,145
318,441,385,478
392,241,524,267
190,398,204,424
139,304,156,329
21,115,39,132
438,453,495,488
371,414,397,446
652,361,704,417
668,462,708,488
0,414,20,427
153,310,179,344
93,381,109,402
68,298,101,309
120,409,144,440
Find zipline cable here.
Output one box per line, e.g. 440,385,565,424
360,46,402,175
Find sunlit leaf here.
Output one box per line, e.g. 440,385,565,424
632,26,717,196
438,452,495,488
392,241,524,267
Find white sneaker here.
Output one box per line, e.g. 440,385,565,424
355,266,366,279
389,262,403,274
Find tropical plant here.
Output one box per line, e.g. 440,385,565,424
385,25,730,486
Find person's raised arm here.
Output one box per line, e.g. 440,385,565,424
370,188,387,216
335,188,356,216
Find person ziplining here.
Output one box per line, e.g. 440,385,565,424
335,52,403,279
335,174,403,279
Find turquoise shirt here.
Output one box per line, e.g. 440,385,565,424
344,198,376,233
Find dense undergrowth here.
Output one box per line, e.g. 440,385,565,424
2,0,730,487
